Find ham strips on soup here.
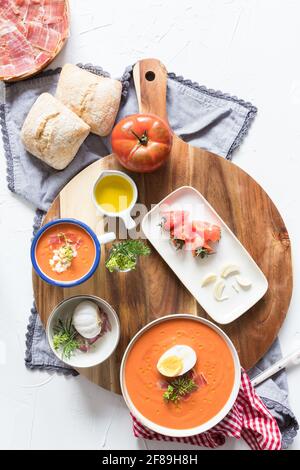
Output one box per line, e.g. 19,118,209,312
0,0,69,81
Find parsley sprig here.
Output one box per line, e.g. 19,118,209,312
195,247,211,258
105,240,151,272
163,376,198,403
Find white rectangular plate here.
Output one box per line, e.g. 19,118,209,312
142,186,268,324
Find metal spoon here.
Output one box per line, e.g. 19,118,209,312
252,348,300,387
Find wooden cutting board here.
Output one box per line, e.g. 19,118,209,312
33,59,292,393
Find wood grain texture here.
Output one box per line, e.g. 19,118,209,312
33,59,292,393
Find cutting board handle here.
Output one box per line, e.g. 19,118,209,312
133,58,168,123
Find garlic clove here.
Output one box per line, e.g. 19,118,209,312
232,283,239,293
221,264,240,278
201,273,217,287
236,276,252,289
213,280,229,301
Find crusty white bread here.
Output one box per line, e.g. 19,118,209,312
55,64,122,136
21,93,90,170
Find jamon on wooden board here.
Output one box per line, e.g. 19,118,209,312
0,0,69,81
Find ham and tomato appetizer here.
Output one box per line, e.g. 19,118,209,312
160,210,221,258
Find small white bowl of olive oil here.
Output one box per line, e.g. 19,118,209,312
92,170,138,229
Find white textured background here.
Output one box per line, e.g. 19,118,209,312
0,0,300,450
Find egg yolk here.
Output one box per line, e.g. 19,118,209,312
157,355,183,377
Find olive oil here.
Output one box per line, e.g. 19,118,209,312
94,174,134,213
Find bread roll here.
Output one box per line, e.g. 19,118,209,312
55,64,122,136
21,93,90,170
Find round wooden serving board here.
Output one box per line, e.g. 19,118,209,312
33,59,292,393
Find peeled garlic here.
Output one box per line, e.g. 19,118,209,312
201,273,217,287
213,281,229,301
221,264,240,278
232,283,239,293
72,301,102,339
236,276,252,289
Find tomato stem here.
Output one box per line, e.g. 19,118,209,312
131,130,148,146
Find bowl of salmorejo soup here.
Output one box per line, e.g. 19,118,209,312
31,218,115,287
120,314,240,437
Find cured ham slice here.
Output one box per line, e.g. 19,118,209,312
34,50,51,67
13,1,32,19
160,210,190,232
190,370,208,388
0,21,36,76
43,0,67,23
0,62,15,78
0,0,69,81
47,6,69,39
27,21,61,52
0,1,27,34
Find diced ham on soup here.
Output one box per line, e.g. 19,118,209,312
160,210,221,257
0,0,69,81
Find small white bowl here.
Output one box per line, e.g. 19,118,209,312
46,295,120,368
92,169,138,230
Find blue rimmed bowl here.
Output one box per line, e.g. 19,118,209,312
31,218,115,288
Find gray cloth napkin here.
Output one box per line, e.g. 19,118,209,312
0,64,298,448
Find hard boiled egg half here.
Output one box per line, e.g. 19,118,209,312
157,345,197,377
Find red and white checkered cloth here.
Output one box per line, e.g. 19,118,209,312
131,370,282,450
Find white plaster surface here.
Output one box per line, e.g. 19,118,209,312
0,0,299,450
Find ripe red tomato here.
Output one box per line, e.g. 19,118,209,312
111,113,173,173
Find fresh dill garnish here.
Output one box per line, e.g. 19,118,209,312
105,240,151,272
163,375,198,403
52,318,81,359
